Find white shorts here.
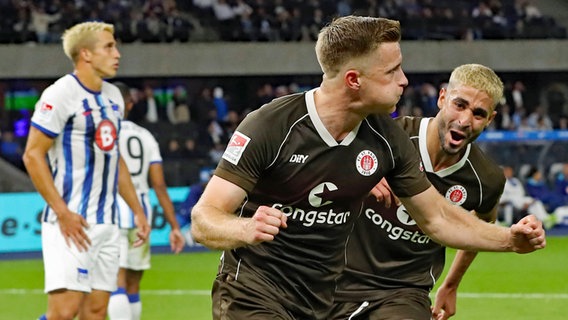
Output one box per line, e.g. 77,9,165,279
42,222,120,293
118,228,151,271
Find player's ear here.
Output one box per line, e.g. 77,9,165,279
344,70,361,90
437,87,447,110
486,110,497,127
80,48,92,62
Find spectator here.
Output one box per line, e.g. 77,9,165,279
553,163,568,225
30,3,61,43
504,80,526,111
191,86,218,126
527,105,553,130
499,165,554,228
167,85,191,124
558,114,568,130
164,7,192,42
525,166,564,213
142,85,160,123
212,86,229,122
554,163,568,199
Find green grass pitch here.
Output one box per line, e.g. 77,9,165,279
1,236,567,319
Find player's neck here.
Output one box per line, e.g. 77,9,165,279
73,68,103,92
314,86,362,141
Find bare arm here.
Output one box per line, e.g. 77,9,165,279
191,175,287,250
432,206,498,320
149,163,185,253
400,186,545,253
118,156,150,246
23,127,91,251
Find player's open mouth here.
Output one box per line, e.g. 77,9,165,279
450,130,466,144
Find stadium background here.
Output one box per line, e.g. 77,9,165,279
1,0,568,319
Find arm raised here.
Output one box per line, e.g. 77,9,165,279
400,186,545,253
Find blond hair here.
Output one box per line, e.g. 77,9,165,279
62,22,115,63
447,64,504,108
315,16,401,78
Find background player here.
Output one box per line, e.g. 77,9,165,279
107,82,185,320
331,63,515,320
23,22,149,320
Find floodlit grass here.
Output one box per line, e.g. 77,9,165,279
1,237,567,319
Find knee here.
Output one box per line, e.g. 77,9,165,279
47,309,78,320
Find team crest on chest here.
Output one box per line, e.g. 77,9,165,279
95,119,118,152
356,150,378,176
445,185,467,205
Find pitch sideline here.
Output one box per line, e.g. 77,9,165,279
1,289,567,299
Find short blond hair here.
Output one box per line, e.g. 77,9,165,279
62,21,115,63
447,64,504,108
315,16,401,78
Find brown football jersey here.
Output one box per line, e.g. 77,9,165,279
213,90,431,319
335,116,505,302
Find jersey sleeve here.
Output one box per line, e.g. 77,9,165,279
143,129,162,164
216,108,279,193
30,84,73,138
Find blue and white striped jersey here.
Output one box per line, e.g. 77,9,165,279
116,120,162,228
31,74,124,225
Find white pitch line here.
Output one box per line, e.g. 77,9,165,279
0,289,210,296
455,293,568,299
1,289,567,299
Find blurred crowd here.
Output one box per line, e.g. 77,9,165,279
0,0,565,44
1,0,568,186
2,78,567,186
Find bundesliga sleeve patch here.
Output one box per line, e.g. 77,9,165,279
37,102,55,121
222,131,251,165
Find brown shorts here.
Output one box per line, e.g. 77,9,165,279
212,272,296,320
329,288,432,320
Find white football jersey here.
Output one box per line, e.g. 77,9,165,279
116,120,162,228
31,74,124,224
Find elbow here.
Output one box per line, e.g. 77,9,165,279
414,217,444,244
189,210,206,245
22,150,35,171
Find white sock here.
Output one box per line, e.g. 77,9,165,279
129,293,142,320
108,288,132,320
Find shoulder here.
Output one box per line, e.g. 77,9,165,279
249,92,306,119
122,121,156,139
470,143,505,184
241,92,308,132
41,75,77,98
366,114,411,141
394,116,422,135
102,81,122,99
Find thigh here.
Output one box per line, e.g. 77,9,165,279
90,224,120,292
368,288,431,320
42,222,92,293
124,228,151,270
212,273,294,320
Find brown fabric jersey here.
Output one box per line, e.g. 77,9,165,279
213,91,431,319
335,116,506,302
